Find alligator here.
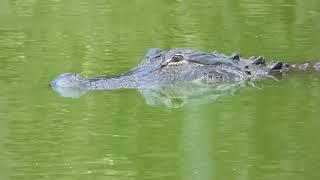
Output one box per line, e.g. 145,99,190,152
50,48,320,101
51,48,320,89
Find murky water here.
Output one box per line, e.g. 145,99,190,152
1,0,320,179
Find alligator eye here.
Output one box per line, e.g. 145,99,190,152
161,54,185,68
171,54,184,62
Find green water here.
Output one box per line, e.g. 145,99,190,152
1,0,320,179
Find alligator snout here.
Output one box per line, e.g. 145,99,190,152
50,73,83,88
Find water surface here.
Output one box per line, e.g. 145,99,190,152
1,0,320,179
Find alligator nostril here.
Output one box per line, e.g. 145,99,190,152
50,81,57,87
50,79,57,88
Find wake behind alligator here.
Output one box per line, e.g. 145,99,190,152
51,48,320,106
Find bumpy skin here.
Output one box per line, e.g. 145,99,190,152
50,48,317,91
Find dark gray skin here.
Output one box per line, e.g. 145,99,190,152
50,48,319,93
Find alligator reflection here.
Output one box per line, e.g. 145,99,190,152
138,83,246,108
52,82,250,108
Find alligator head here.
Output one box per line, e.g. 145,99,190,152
137,48,248,86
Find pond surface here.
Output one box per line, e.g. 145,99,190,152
1,0,320,179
